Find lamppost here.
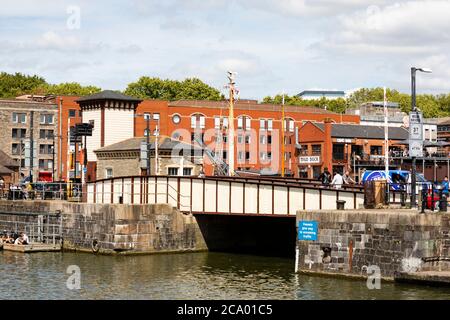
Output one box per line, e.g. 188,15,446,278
410,67,432,208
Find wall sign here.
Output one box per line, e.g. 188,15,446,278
299,156,320,164
298,221,318,241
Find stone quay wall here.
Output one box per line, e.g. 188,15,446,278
296,210,450,279
0,200,207,254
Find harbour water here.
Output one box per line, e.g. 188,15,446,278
1,251,449,300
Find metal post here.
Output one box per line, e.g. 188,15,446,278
411,68,417,208
29,111,34,183
155,120,159,175
227,72,235,176
281,93,285,177
143,116,149,175
74,141,77,183
52,133,55,182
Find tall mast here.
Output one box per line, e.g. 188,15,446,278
227,72,236,176
281,93,286,177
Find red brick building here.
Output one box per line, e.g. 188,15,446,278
56,93,360,181
298,120,409,181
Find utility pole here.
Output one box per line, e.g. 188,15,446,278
281,93,286,177
29,111,34,183
383,87,389,201
227,71,236,176
146,115,150,175
154,121,159,175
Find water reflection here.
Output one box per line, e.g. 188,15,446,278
0,251,449,300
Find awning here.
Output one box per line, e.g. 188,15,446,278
38,172,53,182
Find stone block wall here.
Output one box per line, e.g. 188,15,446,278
296,210,450,278
0,200,207,254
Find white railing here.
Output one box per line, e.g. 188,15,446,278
86,176,365,216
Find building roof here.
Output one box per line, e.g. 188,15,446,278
76,90,142,103
0,164,13,175
297,90,346,96
314,123,409,140
437,117,450,125
94,136,202,153
169,100,336,115
0,150,19,168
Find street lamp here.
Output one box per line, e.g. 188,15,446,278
410,67,432,208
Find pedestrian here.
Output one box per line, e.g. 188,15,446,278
442,176,449,197
318,167,332,186
342,171,356,185
331,171,344,189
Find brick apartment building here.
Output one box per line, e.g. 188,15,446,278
298,119,409,181
56,91,360,181
0,98,58,182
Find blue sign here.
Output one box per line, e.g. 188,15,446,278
298,221,318,241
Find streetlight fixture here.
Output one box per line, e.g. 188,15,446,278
410,66,432,208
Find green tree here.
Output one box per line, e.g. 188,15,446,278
37,82,101,96
125,76,222,101
0,72,47,98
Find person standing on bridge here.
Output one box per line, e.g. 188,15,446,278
343,171,356,185
331,171,344,189
318,167,332,187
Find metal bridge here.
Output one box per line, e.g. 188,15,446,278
86,175,372,216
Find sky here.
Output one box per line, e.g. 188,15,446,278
1,0,450,100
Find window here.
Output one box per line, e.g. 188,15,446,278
14,158,25,168
222,151,227,160
40,114,54,124
105,168,113,179
168,167,179,176
191,114,205,129
11,143,24,155
69,109,76,117
12,113,26,124
40,129,54,139
260,119,266,130
246,117,251,130
39,144,53,155
245,135,251,144
237,134,243,144
268,119,273,131
12,129,26,139
260,135,266,144
237,116,251,130
39,159,53,170
183,168,192,176
370,146,382,155
268,152,272,160
172,114,181,124
285,152,291,161
237,117,243,129
333,144,345,160
238,151,244,162
312,144,321,156
300,145,309,155
214,117,221,129
153,113,160,120
260,152,267,161
144,129,150,137
267,135,272,144
144,113,151,120
245,151,251,161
